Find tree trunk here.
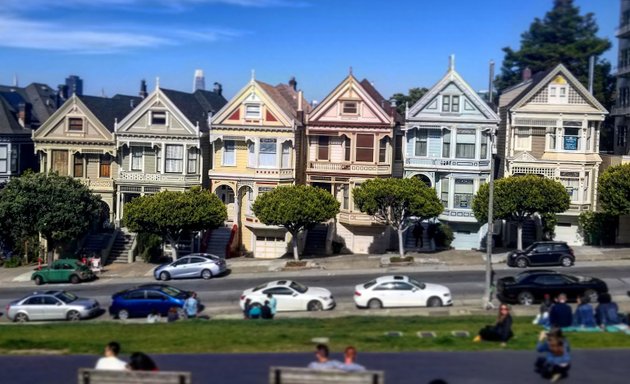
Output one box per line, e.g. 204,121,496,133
517,222,523,251
292,232,300,261
397,227,405,258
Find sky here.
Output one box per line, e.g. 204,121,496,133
0,0,619,103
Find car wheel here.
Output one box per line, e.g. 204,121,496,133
201,269,212,280
34,276,43,285
307,300,323,311
67,310,81,322
427,297,443,307
560,256,573,267
15,313,29,323
517,291,534,305
516,257,528,268
584,289,598,303
367,299,382,309
117,309,129,320
70,275,80,284
159,271,170,281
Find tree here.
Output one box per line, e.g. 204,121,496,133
391,87,429,116
252,185,339,261
353,178,443,258
124,187,227,260
472,175,570,250
598,163,630,216
0,172,102,264
496,0,613,111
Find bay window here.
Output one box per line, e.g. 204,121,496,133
187,148,198,174
356,134,374,162
563,127,580,151
456,129,476,158
165,145,183,173
259,138,277,167
131,147,143,171
247,141,256,168
318,136,329,160
222,140,235,166
281,141,291,168
0,145,7,173
454,179,474,209
442,130,451,158
415,130,427,156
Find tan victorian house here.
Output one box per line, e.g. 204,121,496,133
209,77,308,259
305,74,401,254
497,64,608,245
33,94,140,221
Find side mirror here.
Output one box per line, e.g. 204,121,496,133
56,302,62,306
292,293,298,297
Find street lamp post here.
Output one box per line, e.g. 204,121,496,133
483,60,496,310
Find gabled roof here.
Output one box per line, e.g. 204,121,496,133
0,82,57,128
255,80,309,121
359,79,402,123
78,95,141,132
502,64,608,112
193,89,228,115
0,97,31,135
160,88,223,132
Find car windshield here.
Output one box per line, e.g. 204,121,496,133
363,280,377,289
523,243,537,253
160,286,183,297
253,283,268,292
409,278,426,289
55,291,77,303
289,281,308,294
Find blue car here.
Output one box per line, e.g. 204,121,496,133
108,284,192,320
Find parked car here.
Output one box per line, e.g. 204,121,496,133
153,253,227,281
353,275,452,309
497,271,608,305
239,280,335,312
6,290,100,322
506,241,575,268
109,284,193,319
31,259,95,285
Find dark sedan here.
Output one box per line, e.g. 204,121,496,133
108,284,192,320
497,271,608,305
506,241,575,268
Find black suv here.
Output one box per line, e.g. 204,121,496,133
506,241,574,268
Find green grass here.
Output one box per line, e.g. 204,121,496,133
1,316,629,354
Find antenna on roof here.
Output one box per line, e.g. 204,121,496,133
155,77,160,90
349,66,353,76
101,88,106,98
13,73,18,87
251,69,255,81
449,54,455,71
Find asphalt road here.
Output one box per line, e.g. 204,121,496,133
1,265,630,321
2,350,630,384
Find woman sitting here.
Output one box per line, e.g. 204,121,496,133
596,293,629,332
474,304,513,345
573,295,597,328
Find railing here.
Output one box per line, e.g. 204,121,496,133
338,210,377,225
405,157,490,169
80,178,114,189
308,162,391,174
118,171,201,184
255,168,294,177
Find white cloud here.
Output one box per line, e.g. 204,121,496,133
1,0,308,10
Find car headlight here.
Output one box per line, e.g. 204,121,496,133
443,293,451,297
319,296,331,301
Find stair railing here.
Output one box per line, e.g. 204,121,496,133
101,229,120,261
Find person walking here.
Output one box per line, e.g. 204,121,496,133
307,344,343,370
267,293,277,317
549,293,573,328
340,346,366,372
95,341,127,370
183,292,199,319
474,304,513,346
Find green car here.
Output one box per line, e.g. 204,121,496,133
31,259,95,285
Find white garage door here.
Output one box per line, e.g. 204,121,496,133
255,236,287,259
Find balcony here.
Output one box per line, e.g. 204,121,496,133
255,168,294,178
617,23,630,38
307,161,391,175
338,210,378,226
439,208,477,223
80,178,114,190
117,171,201,185
611,105,630,116
405,157,490,172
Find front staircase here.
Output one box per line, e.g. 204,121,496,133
205,226,233,259
404,223,430,253
303,224,328,256
81,233,112,257
106,231,136,264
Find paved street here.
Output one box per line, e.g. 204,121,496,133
1,350,629,383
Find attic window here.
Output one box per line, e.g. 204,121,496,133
68,118,84,131
151,111,167,125
451,96,460,112
342,101,358,115
245,104,261,119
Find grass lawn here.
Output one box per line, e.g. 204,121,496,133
1,316,629,354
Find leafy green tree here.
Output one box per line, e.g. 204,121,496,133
598,163,630,216
353,178,443,258
472,175,570,250
252,185,339,261
496,0,613,110
124,187,227,260
0,172,102,264
391,87,429,116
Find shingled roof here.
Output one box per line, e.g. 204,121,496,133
161,88,228,132
359,79,401,124
255,80,309,122
0,97,31,136
78,94,141,132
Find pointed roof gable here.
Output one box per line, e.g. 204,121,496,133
308,74,396,125
506,64,607,112
407,67,499,122
255,80,309,121
193,89,228,115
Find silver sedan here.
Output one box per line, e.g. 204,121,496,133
153,253,227,281
6,291,101,322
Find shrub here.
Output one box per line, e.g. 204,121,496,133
136,232,163,263
578,211,617,246
434,223,454,248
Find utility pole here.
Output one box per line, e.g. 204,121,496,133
483,60,496,310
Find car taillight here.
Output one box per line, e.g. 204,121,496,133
354,291,361,296
240,295,245,300
5,304,9,312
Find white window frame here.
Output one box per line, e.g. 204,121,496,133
245,104,261,119
247,141,256,168
67,117,84,132
281,141,291,168
0,145,8,173
562,127,581,151
151,110,167,125
442,95,451,112
165,144,184,173
187,148,198,174
514,127,532,151
259,138,277,168
130,147,143,171
549,85,568,104
342,101,358,115
415,130,428,157
222,140,236,166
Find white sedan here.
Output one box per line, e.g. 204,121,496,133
354,275,452,309
239,280,336,312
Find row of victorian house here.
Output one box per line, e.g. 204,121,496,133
0,61,609,259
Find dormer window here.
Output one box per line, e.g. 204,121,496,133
548,76,568,104
342,101,358,115
452,96,460,112
245,104,261,119
68,117,84,131
442,96,450,112
151,111,167,125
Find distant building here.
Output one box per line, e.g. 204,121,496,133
613,0,630,156
65,75,84,97
193,69,206,92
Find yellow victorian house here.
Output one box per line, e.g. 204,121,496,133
33,94,140,222
209,76,309,259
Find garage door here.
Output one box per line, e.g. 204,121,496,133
255,236,287,259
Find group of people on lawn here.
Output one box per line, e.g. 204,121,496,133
243,293,277,319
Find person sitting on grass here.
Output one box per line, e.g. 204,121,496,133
573,296,596,329
167,307,179,322
474,304,513,346
261,301,273,319
248,303,262,319
535,330,571,382
146,309,160,324
549,293,573,329
596,293,629,332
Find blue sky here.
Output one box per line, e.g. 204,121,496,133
0,0,618,103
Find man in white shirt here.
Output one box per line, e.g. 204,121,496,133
95,341,127,370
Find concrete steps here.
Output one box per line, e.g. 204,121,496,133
205,227,232,258
106,231,135,264
304,224,328,255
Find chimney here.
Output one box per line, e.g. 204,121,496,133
522,67,532,81
139,79,148,98
297,90,304,123
213,82,223,96
18,102,31,128
588,56,595,94
488,60,495,106
288,76,297,91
